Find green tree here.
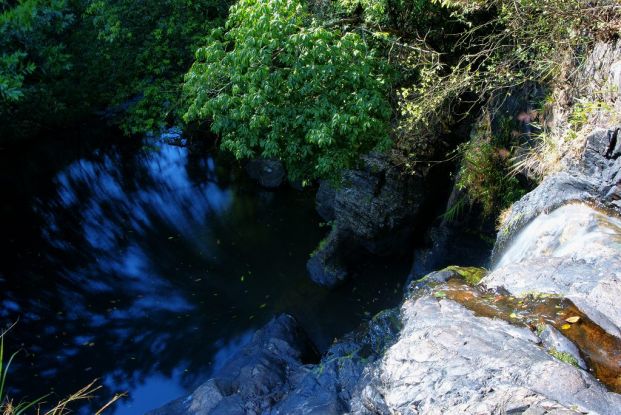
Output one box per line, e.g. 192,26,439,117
0,0,75,137
84,0,231,134
184,0,393,182
0,0,231,140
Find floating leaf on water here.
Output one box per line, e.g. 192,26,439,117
241,275,245,282
168,236,174,240
561,324,571,330
259,303,267,309
565,316,581,324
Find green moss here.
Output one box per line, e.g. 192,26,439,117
311,236,330,257
548,348,580,368
519,291,561,300
535,323,546,336
444,266,487,286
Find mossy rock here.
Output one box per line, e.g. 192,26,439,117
444,266,487,285
548,348,581,368
418,266,486,286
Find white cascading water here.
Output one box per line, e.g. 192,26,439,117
495,203,621,269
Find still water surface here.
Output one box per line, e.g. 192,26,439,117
0,128,409,414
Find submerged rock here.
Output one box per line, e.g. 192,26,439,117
245,159,286,188
539,325,587,370
306,228,352,289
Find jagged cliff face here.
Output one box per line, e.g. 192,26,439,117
149,42,621,415
349,41,621,414
352,127,621,414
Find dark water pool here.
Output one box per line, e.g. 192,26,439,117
0,127,410,414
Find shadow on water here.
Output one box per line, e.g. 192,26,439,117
0,126,410,414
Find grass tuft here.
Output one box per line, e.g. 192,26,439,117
548,348,580,369
0,324,124,415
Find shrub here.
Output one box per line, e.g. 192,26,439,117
395,0,621,163
457,114,527,215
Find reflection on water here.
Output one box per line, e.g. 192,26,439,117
0,127,410,414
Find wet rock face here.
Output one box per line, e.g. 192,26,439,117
315,180,336,222
148,308,402,415
485,205,621,338
351,296,621,415
409,178,495,282
245,159,286,188
271,308,402,415
309,154,424,287
147,315,317,415
493,127,621,260
490,127,621,335
334,154,424,254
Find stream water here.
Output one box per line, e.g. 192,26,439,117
0,127,410,414
496,203,621,268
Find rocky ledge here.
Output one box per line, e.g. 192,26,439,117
151,124,621,414
147,315,318,415
352,126,621,413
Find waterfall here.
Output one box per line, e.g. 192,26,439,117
495,203,621,269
